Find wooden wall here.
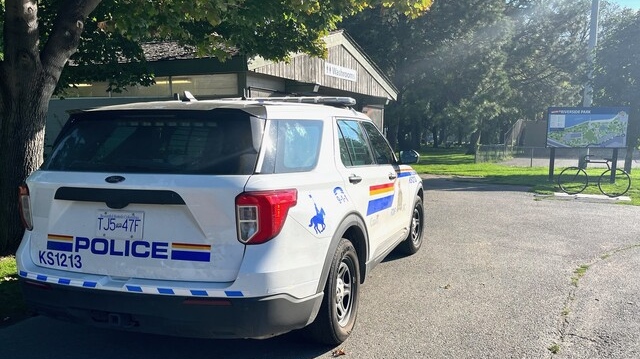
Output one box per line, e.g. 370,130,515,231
249,36,394,100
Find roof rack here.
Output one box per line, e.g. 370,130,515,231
173,91,198,102
244,96,357,107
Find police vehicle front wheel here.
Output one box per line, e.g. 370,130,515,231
306,238,360,345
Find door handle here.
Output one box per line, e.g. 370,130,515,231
388,172,397,180
349,175,362,184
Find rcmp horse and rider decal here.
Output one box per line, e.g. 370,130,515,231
308,195,326,234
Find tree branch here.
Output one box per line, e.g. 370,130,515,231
3,1,40,89
41,0,102,90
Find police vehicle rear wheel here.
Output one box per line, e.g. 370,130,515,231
307,238,359,345
398,196,424,255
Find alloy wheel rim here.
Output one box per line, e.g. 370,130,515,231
410,208,422,245
335,261,353,326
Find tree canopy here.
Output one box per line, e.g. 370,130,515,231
343,0,595,151
342,0,640,153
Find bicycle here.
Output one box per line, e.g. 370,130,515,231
557,155,631,197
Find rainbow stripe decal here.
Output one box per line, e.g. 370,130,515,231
170,243,212,262
367,183,395,215
46,234,74,252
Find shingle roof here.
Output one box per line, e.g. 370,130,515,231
140,42,198,62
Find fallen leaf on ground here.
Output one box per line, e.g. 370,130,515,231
331,348,346,357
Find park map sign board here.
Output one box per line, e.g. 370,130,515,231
546,107,630,148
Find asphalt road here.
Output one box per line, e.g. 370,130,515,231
2,176,639,358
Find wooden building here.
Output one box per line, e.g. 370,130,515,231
46,30,397,151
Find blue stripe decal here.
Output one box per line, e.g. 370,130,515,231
190,290,208,296
366,195,395,215
46,241,73,252
397,171,414,178
225,291,244,297
171,250,211,262
19,271,247,299
158,288,175,295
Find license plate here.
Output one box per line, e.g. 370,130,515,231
96,210,144,239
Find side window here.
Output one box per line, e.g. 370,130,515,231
337,120,374,167
362,122,397,165
260,119,323,173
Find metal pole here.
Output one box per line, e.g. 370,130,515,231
582,0,600,108
610,148,619,183
549,148,556,182
580,0,600,168
530,147,534,168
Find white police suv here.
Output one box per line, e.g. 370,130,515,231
16,95,423,344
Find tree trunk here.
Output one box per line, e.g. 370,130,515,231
432,127,438,148
0,0,47,254
466,129,481,155
439,127,446,147
386,115,400,150
0,86,48,254
0,0,102,254
410,119,421,149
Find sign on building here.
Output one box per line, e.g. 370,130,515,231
324,63,357,82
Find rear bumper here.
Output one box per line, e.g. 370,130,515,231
20,278,323,339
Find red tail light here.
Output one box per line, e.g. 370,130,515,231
18,184,33,230
236,189,298,245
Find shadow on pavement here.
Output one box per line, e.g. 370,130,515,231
0,316,335,359
421,175,532,193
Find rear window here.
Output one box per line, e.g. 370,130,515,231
44,109,261,175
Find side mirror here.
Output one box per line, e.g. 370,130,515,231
399,150,420,164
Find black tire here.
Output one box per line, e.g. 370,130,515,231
598,168,631,197
398,196,424,255
306,238,360,345
557,167,588,194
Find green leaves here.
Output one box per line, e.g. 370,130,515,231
594,8,640,107
11,0,431,94
381,0,432,18
344,0,600,148
83,0,431,62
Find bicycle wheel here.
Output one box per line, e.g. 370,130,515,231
557,167,588,194
597,168,631,197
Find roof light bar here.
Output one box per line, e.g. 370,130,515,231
248,96,357,107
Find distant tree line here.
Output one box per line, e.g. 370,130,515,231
341,0,640,154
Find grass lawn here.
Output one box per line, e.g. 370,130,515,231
414,147,640,205
0,255,29,326
1,147,638,326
